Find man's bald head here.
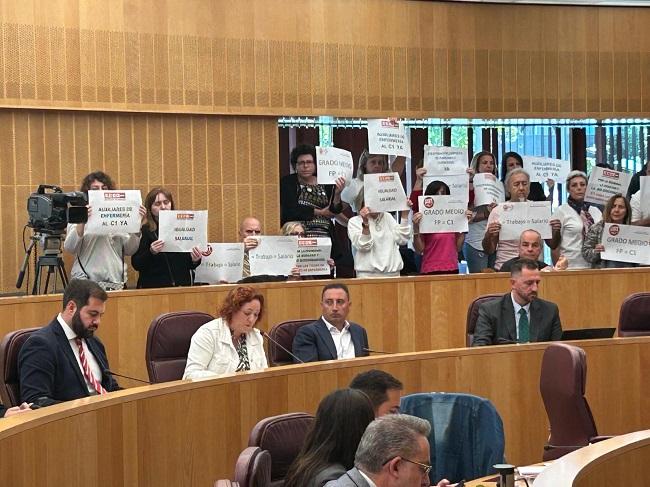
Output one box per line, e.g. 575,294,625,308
239,217,262,241
518,229,542,261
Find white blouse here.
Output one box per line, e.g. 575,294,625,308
552,204,602,270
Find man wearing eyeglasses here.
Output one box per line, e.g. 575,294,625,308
326,414,450,487
239,217,262,278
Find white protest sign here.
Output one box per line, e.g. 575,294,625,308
85,190,142,235
497,201,552,240
158,210,208,252
367,118,411,158
363,172,409,213
194,243,245,284
601,223,650,265
585,167,632,206
522,156,570,183
316,146,354,185
473,173,505,206
249,236,298,276
296,237,332,276
417,196,468,234
423,146,467,175
423,174,470,203
640,176,650,217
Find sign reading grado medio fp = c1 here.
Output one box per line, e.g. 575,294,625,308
157,210,208,253
601,223,650,265
85,190,142,235
417,195,468,233
367,118,411,158
194,243,245,284
316,146,354,185
363,172,409,213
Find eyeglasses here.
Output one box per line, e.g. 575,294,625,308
391,457,432,476
288,232,306,237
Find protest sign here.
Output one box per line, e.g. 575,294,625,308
601,223,650,265
522,156,570,183
249,236,298,276
639,176,650,217
585,167,632,205
423,146,467,175
316,146,354,185
158,210,208,252
194,243,245,284
473,173,505,206
363,172,409,213
497,201,552,240
85,190,142,235
367,118,410,158
417,196,468,233
296,237,332,276
423,174,470,203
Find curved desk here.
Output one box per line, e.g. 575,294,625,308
0,268,649,382
1,338,649,487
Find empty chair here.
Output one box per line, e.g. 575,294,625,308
401,392,505,484
248,412,314,486
0,327,40,407
266,319,314,366
214,447,271,487
618,292,650,337
465,294,502,346
146,311,214,383
539,343,610,461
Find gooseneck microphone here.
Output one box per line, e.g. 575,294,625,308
363,347,394,355
261,331,305,364
106,369,152,385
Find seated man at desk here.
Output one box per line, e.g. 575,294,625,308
292,283,369,363
19,279,120,407
472,258,563,346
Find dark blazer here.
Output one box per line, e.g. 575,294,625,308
324,467,373,487
472,293,562,346
292,318,369,363
131,225,201,288
18,318,119,406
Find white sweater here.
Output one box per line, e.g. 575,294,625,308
348,213,411,277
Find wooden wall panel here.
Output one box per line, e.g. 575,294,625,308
0,109,279,292
1,1,650,118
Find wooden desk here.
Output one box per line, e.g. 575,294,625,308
0,338,648,487
0,268,648,381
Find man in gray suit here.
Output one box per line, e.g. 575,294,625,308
472,258,563,346
326,414,450,487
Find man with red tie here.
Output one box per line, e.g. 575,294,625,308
19,279,119,407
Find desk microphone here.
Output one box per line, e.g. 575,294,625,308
106,369,152,385
261,331,305,364
363,347,394,355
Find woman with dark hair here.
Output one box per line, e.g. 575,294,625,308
500,151,554,202
582,193,637,269
412,180,472,274
283,388,375,487
131,187,202,288
280,144,344,238
63,170,145,290
183,286,267,379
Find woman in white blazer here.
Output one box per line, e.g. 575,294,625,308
183,286,268,379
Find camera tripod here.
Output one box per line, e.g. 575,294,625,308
16,232,69,295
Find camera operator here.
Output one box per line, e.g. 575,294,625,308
63,171,146,290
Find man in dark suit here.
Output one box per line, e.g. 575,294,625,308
326,414,450,487
292,282,369,363
19,279,119,407
472,258,563,346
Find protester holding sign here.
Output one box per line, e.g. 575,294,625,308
347,189,412,278
548,171,601,269
582,194,638,269
412,181,472,275
281,221,334,279
483,168,561,271
64,171,146,290
464,151,498,272
280,144,344,250
341,150,406,213
131,187,202,288
500,151,554,202
630,167,650,226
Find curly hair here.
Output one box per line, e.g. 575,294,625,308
219,286,265,323
79,171,116,192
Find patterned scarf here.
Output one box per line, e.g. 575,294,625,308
567,197,595,238
233,334,250,372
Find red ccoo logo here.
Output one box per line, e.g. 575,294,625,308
423,197,434,209
608,224,620,236
602,170,619,179
176,213,195,220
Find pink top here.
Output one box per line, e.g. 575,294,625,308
420,232,459,273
